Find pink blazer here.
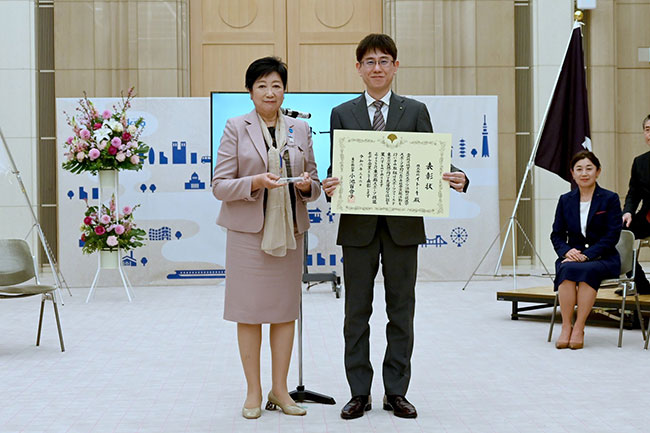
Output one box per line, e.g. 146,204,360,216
212,109,321,234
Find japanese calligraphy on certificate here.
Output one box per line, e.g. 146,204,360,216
331,130,451,217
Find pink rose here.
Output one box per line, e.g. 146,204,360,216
93,122,102,130
80,129,91,140
130,155,140,165
116,152,126,162
110,137,121,147
66,136,73,145
122,132,132,142
106,235,118,247
102,110,112,119
122,206,132,215
94,226,106,235
76,152,86,162
88,148,100,160
108,146,117,156
83,216,92,225
114,224,125,235
98,140,107,150
100,214,111,224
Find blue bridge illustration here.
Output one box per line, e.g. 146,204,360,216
166,269,225,279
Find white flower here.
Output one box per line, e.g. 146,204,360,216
94,127,111,143
108,119,123,133
98,140,108,150
76,152,86,162
127,124,137,135
116,152,126,162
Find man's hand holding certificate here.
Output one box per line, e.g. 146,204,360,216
330,130,452,217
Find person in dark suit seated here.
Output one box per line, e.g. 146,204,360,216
620,114,650,295
551,150,622,350
321,33,469,420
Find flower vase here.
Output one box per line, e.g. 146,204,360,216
98,169,117,190
99,249,119,269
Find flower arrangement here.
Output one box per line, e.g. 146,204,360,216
80,196,146,254
62,87,149,174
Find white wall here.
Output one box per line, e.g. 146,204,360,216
0,0,39,254
531,0,575,268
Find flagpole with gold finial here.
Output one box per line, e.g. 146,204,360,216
574,9,584,22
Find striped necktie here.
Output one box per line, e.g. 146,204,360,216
372,100,385,131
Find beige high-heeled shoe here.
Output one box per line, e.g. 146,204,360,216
265,391,307,416
569,330,585,350
242,406,261,419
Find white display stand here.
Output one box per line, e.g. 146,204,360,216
86,170,134,303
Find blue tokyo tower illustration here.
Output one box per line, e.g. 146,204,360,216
481,115,490,157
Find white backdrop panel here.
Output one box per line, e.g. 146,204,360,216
56,96,499,287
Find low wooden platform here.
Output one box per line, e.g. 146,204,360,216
496,286,650,322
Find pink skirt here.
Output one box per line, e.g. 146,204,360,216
223,229,303,324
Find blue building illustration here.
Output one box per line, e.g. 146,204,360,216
481,115,490,157
184,172,205,190
458,139,467,158
172,141,186,164
190,152,197,164
122,251,137,266
159,151,168,164
149,226,172,241
308,208,322,223
148,148,155,164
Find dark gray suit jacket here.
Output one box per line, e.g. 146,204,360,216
328,93,468,247
624,150,650,217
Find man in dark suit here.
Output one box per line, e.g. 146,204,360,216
621,114,650,295
322,33,469,420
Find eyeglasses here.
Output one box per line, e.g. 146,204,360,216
360,58,394,68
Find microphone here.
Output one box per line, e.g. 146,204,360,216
281,108,311,119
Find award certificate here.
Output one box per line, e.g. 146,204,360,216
331,130,451,217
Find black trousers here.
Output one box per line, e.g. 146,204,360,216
341,217,418,396
628,212,650,292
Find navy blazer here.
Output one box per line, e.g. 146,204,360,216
551,184,622,262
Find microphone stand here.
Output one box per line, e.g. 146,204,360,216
290,287,335,405
284,108,335,404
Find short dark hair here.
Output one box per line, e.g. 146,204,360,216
356,33,397,62
245,56,287,91
570,150,601,171
643,114,650,129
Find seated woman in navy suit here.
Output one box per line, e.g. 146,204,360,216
551,150,622,349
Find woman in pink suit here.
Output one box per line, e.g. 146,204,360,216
212,57,320,419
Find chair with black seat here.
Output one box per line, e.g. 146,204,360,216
0,239,65,351
547,230,646,348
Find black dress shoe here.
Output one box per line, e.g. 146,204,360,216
340,395,371,419
383,395,417,418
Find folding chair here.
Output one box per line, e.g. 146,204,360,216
0,239,65,351
548,230,646,348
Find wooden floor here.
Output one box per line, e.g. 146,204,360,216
497,286,650,321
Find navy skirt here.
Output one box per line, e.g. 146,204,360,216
553,255,620,291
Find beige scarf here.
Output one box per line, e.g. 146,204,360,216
258,111,296,257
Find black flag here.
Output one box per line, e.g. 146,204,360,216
534,22,591,183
